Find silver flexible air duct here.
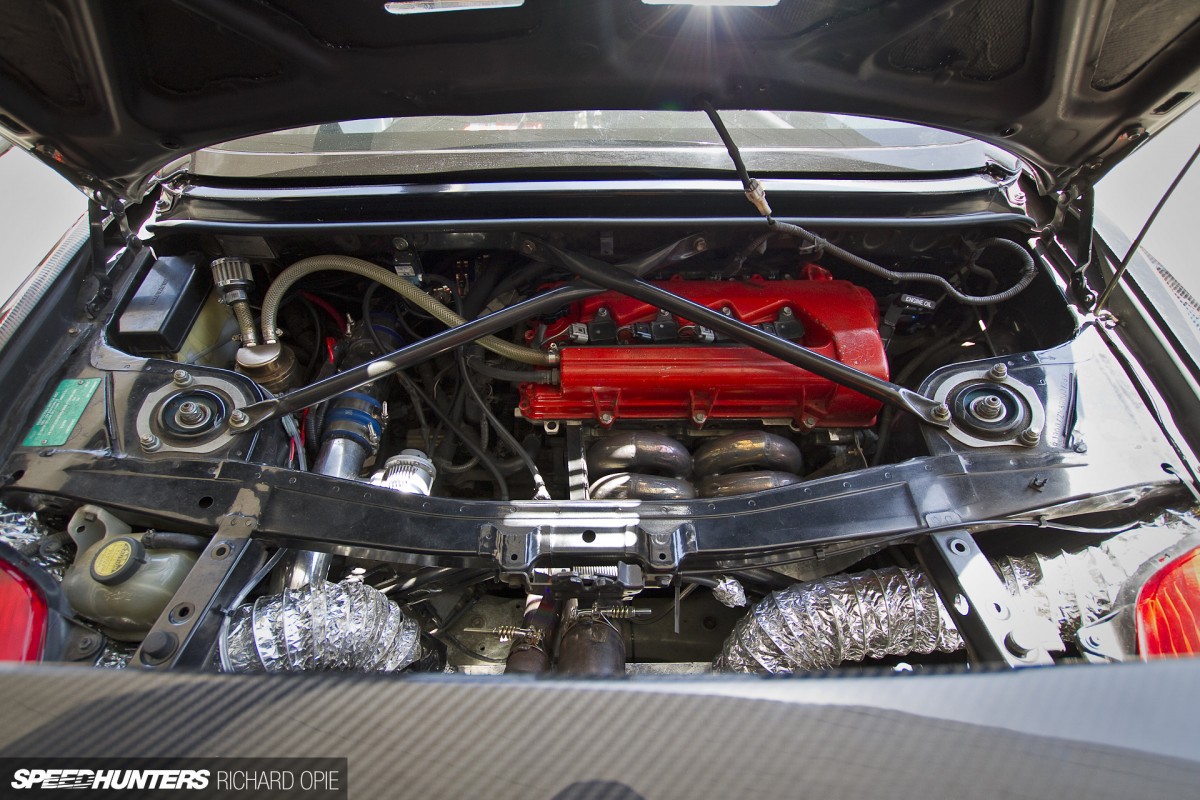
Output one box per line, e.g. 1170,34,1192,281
223,580,423,673
715,567,962,673
716,524,1184,673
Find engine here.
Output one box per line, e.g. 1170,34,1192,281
14,219,1173,682
520,272,888,429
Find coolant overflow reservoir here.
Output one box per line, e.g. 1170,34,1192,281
63,532,198,641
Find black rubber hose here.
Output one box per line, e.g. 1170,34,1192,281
459,261,507,321
489,261,556,304
770,224,1036,306
702,101,753,191
467,355,558,385
399,377,509,500
456,350,549,498
141,531,210,552
450,290,546,493
362,284,511,500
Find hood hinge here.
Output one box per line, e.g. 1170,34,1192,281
79,192,135,319
1038,179,1097,308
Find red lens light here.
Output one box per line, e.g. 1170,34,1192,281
1137,547,1200,659
0,560,48,662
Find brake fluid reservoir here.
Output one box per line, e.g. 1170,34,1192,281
63,533,198,641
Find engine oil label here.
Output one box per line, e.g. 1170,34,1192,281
22,377,101,447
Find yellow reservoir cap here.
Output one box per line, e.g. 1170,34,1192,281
89,536,146,585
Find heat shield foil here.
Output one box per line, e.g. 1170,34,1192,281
224,580,422,673
0,503,69,579
712,576,749,608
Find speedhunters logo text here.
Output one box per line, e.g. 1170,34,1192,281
11,769,209,790
1,759,346,798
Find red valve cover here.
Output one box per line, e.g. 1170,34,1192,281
519,276,888,428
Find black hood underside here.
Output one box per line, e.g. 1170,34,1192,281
0,0,1198,201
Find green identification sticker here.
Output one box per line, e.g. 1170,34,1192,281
22,377,101,447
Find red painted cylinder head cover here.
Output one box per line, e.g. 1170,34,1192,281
519,275,888,428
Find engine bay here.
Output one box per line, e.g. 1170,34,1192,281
1,187,1193,675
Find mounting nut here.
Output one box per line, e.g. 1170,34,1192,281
598,412,614,425
228,410,250,429
692,411,708,424
1019,426,1042,446
932,403,952,422
139,432,161,453
987,363,1009,381
172,369,193,387
969,394,1005,421
693,237,708,253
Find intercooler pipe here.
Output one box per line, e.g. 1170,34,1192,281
715,524,1183,673
223,580,423,673
283,327,389,590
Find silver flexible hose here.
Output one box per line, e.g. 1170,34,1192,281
260,255,553,366
223,580,423,673
231,302,259,347
716,524,1184,673
715,567,963,673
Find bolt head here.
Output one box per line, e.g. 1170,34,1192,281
139,432,161,452
693,411,707,424
1019,426,1042,446
932,403,951,421
140,630,178,663
392,236,410,250
693,237,708,252
987,363,1009,381
598,412,614,425
172,369,193,387
229,410,249,428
